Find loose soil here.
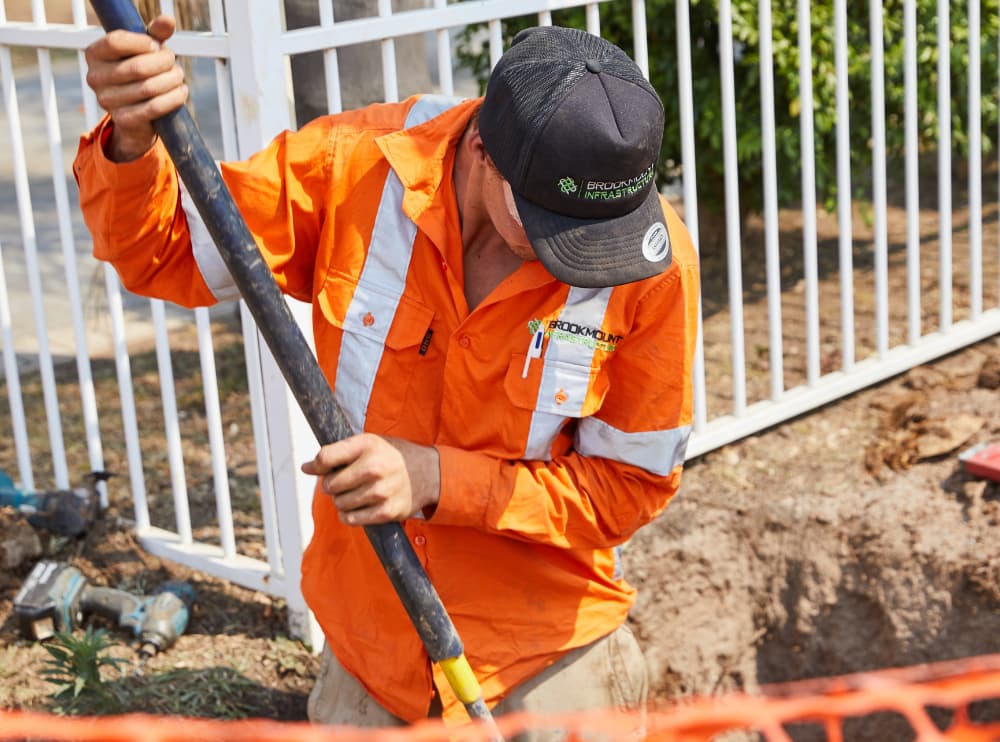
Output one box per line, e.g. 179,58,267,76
630,339,1000,738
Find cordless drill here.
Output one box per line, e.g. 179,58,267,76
13,561,196,657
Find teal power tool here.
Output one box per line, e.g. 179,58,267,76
13,561,195,662
0,470,111,537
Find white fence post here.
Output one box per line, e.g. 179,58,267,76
222,0,324,650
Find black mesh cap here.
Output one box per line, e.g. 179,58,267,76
479,26,670,288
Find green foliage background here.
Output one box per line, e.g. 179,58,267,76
457,0,1000,215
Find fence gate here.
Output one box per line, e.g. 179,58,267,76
1,0,998,646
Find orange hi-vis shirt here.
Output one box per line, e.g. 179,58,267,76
74,95,701,723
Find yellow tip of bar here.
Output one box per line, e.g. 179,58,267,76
439,655,482,705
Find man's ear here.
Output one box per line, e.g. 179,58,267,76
462,119,489,163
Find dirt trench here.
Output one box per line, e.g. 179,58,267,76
627,340,1000,740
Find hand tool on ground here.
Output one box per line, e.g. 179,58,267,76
88,2,502,736
0,470,111,537
13,560,196,662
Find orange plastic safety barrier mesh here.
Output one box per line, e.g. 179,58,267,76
1,654,998,742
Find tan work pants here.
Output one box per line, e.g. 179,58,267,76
307,623,649,740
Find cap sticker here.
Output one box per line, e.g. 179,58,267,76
642,222,670,263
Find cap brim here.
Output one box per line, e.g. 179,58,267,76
513,185,672,288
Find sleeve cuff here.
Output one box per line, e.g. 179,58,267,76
75,115,171,193
429,445,496,528
74,115,179,263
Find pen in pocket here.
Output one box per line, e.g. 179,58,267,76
521,329,545,378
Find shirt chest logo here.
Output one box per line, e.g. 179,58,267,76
527,318,623,353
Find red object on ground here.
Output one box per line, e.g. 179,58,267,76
959,442,1000,482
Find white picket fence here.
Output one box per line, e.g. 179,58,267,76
1,0,998,647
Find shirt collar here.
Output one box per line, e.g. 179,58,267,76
374,96,482,222
374,96,558,295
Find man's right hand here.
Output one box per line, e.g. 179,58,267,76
84,14,187,162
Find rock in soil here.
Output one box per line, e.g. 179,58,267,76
0,511,42,572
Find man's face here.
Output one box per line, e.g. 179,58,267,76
483,159,535,261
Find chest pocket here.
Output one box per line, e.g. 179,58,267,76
503,352,611,461
504,355,609,417
501,285,617,460
319,275,434,432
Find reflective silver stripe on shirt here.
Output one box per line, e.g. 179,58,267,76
524,286,613,460
180,173,242,302
335,95,463,431
613,545,624,580
334,171,413,432
403,94,463,127
576,417,692,476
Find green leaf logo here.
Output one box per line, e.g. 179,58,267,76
558,177,578,195
527,319,541,334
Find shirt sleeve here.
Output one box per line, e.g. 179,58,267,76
432,213,701,550
73,115,334,308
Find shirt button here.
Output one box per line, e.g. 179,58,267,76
458,335,471,348
414,535,426,546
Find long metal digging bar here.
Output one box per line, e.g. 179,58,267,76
87,2,503,737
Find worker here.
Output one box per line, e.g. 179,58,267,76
75,15,700,739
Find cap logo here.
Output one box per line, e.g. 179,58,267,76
555,164,656,202
642,222,670,263
558,177,579,195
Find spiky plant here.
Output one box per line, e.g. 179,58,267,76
41,627,127,713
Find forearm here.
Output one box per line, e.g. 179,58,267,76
105,127,158,163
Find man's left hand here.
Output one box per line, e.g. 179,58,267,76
301,434,440,525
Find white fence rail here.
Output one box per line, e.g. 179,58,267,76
1,0,998,646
